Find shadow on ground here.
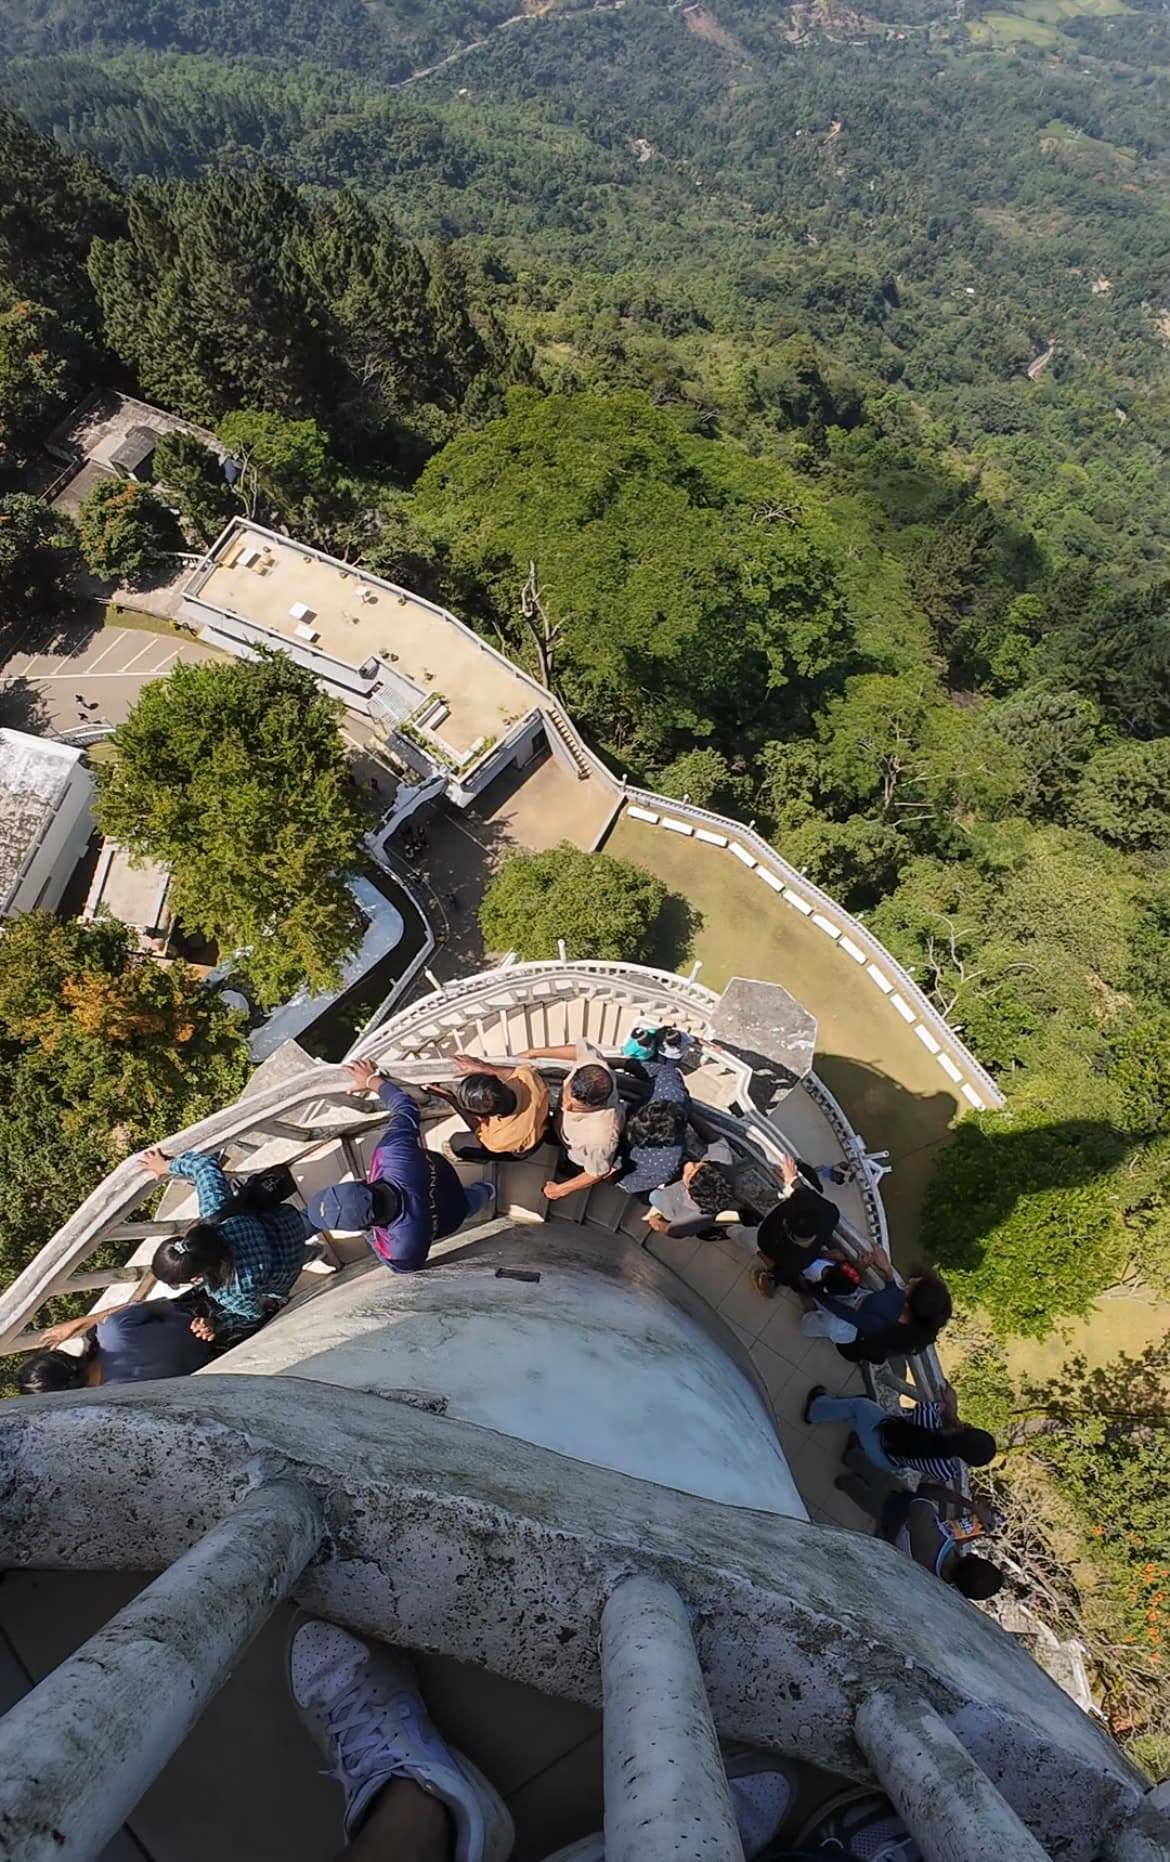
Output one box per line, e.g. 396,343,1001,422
649,890,703,972
919,1114,1130,1281
0,675,50,733
2,595,108,663
406,810,515,983
812,1053,958,1265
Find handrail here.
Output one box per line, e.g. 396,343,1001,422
0,966,745,1351
0,955,944,1412
0,963,889,1355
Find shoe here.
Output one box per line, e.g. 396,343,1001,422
539,1754,795,1860
750,1266,776,1299
802,1383,827,1425
287,1614,514,1861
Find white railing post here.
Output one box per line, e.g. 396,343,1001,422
0,1478,324,1862
854,1688,1053,1862
601,1575,743,1861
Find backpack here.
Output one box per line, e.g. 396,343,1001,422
232,1163,298,1213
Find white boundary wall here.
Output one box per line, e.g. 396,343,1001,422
620,794,1003,1113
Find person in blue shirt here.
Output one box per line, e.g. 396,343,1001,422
306,1059,494,1272
808,1244,952,1366
18,1298,212,1392
146,1146,320,1341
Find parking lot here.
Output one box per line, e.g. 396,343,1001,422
0,618,224,735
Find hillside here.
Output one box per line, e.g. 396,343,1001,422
2,0,1170,566
1,0,1169,1760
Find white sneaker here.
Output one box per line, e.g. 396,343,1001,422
539,1754,794,1861
287,1615,515,1861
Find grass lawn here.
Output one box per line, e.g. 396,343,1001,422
605,812,962,1257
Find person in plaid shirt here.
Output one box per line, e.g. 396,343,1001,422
144,1147,319,1346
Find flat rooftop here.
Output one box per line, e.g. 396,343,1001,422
83,840,171,939
0,731,82,908
189,526,542,765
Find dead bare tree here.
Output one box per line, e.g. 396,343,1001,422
519,561,562,692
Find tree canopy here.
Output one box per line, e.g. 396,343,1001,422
151,428,237,545
414,389,849,771
94,651,370,1006
0,299,77,465
480,845,669,964
0,492,77,630
0,913,249,1290
76,477,181,582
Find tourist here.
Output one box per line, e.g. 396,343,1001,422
287,1615,514,1862
146,1146,321,1342
751,1151,841,1298
287,1613,797,1862
643,1151,737,1236
617,1061,691,1196
802,1384,996,1497
17,1297,212,1392
828,1251,953,1365
429,1052,551,1160
518,1039,625,1203
836,1463,1004,1601
306,1059,494,1270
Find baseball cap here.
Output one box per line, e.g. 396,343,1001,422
308,1180,402,1232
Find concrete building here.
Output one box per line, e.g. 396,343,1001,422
0,730,94,918
180,521,585,808
82,840,172,951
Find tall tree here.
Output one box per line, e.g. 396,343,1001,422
1073,741,1170,851
413,389,849,770
0,300,79,464
0,109,123,331
0,492,78,629
151,429,237,546
480,845,669,963
94,651,370,1007
76,477,181,583
0,913,249,1289
216,410,329,527
88,172,342,426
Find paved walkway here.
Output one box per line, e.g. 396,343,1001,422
402,756,619,981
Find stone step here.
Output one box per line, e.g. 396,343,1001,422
583,1181,631,1233
497,1158,549,1224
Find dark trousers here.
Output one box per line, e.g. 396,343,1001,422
449,1132,547,1163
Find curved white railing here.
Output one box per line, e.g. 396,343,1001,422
620,787,1004,1110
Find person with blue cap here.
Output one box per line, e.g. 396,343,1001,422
307,1059,495,1272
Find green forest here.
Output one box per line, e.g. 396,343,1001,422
1,0,1169,1754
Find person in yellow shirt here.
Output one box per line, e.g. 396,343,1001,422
429,1053,552,1161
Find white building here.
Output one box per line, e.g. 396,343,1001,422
180,521,581,810
0,730,94,918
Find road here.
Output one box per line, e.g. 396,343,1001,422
0,620,224,736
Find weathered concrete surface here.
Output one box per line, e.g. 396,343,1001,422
710,977,817,1102
0,1379,1149,1862
602,1576,741,1861
0,1478,322,1862
204,1223,803,1517
856,1688,1052,1862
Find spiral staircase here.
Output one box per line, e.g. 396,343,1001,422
0,961,1165,1862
